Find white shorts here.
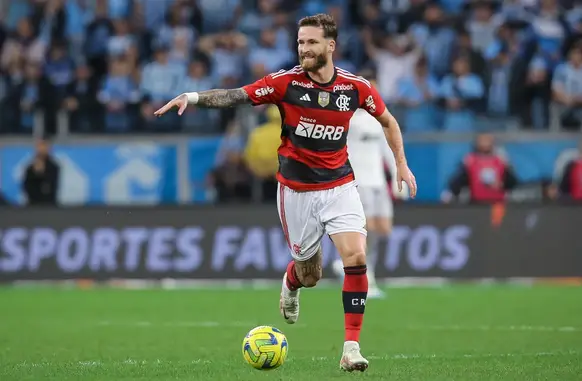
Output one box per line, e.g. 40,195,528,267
357,185,393,219
277,181,367,261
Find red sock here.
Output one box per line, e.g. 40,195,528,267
285,261,302,291
343,265,368,342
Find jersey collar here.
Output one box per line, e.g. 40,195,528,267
305,66,337,88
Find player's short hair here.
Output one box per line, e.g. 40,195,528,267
298,14,338,41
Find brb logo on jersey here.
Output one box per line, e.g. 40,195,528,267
255,87,274,97
295,117,344,140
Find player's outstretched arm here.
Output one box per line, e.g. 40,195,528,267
154,88,251,116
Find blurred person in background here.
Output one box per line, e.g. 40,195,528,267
524,0,570,70
408,3,456,79
180,58,219,133
0,54,27,132
452,30,486,83
97,54,141,132
156,0,201,66
140,40,186,131
552,43,582,129
525,48,551,129
43,39,76,135
64,60,100,132
357,2,388,35
133,0,177,32
207,149,253,203
237,0,279,42
22,138,60,206
439,55,485,132
107,18,136,64
197,0,242,34
244,104,281,202
248,28,294,79
15,60,49,133
555,140,582,200
197,31,248,86
442,133,518,203
465,1,499,55
0,16,45,71
395,55,440,133
84,0,114,80
362,29,420,105
327,4,363,69
395,0,431,33
486,42,527,127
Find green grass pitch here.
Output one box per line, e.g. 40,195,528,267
1,284,581,380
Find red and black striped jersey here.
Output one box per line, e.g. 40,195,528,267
242,65,387,192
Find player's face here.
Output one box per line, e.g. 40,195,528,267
297,26,334,72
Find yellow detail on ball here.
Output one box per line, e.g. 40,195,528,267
242,325,288,370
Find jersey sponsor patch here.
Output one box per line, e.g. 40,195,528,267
295,120,345,141
255,87,274,97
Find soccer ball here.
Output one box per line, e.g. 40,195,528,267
242,325,288,370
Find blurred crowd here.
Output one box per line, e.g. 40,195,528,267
0,0,582,136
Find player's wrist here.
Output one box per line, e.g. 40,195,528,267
184,92,199,104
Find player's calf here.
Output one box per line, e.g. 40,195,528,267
294,256,322,288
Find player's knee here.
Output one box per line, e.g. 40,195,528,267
377,219,392,236
298,270,321,288
343,250,367,267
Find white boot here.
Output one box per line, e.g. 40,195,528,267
279,273,300,324
339,341,369,372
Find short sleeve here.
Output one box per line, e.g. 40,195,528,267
360,82,386,118
242,72,286,106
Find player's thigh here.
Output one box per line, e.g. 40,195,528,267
321,184,367,267
277,183,324,262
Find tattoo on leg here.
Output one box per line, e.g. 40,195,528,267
294,248,322,287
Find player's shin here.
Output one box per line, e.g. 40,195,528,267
343,265,368,342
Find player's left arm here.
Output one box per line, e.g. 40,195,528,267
361,84,417,198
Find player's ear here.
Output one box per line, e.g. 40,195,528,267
328,39,336,54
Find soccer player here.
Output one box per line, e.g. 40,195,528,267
331,106,406,299
154,14,417,372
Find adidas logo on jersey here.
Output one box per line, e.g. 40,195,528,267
300,94,311,101
296,121,345,140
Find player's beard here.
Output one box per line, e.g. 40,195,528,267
300,52,327,72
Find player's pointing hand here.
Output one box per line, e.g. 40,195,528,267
397,164,417,199
154,93,189,117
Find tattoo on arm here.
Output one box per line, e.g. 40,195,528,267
196,88,250,108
